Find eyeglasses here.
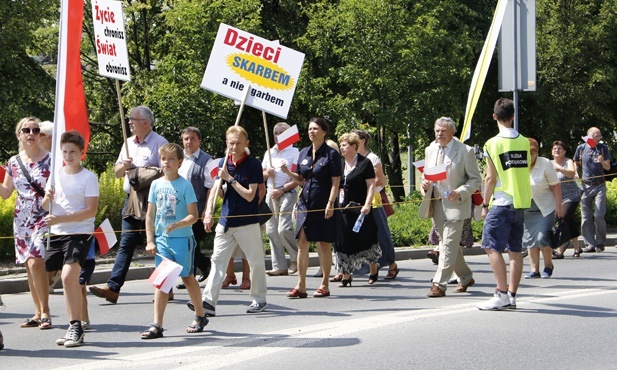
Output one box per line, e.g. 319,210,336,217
21,127,41,134
129,117,146,122
274,132,284,135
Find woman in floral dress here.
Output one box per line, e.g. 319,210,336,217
0,117,52,329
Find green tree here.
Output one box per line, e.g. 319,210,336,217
0,0,57,160
296,0,493,200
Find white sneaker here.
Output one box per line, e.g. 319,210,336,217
477,291,510,311
246,301,267,313
505,291,517,309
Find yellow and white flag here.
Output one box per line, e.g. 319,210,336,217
461,0,509,142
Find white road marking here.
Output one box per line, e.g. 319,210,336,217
57,288,616,369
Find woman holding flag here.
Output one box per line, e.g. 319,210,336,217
0,117,52,329
281,117,342,298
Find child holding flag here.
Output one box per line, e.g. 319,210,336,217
42,131,99,348
142,143,207,339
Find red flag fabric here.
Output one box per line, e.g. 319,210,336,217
205,158,221,182
0,166,5,183
50,0,90,184
424,164,447,182
94,219,118,256
582,136,596,148
412,159,426,173
148,256,183,293
276,124,300,151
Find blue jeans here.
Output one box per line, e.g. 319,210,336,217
107,196,144,292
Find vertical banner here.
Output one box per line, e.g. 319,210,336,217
50,0,90,185
460,0,508,143
200,24,305,119
91,0,131,81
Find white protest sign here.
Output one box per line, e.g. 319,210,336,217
201,23,305,119
91,0,131,81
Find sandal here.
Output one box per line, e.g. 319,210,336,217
140,323,164,339
186,315,209,333
222,275,237,288
20,318,41,328
329,273,343,282
240,278,251,289
313,288,330,298
385,265,400,280
573,247,582,258
286,288,308,298
39,317,52,330
368,274,378,285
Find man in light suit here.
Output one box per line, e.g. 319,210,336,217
419,117,482,297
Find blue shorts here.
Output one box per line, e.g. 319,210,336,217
154,235,196,278
481,205,525,253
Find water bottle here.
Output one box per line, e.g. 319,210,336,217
352,213,365,233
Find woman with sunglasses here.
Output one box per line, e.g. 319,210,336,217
0,117,53,329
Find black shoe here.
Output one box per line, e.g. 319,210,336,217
596,245,605,252
187,300,216,317
582,246,596,253
176,283,187,289
197,274,207,283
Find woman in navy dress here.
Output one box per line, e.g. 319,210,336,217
281,117,342,298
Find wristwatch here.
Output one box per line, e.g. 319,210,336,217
482,203,490,209
229,178,236,185
279,186,286,193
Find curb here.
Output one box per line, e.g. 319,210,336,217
0,246,486,295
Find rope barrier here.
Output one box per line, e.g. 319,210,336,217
0,173,609,240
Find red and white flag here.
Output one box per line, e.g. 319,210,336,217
94,218,117,256
424,164,447,182
148,256,183,293
205,158,221,182
582,135,596,148
276,124,300,151
412,159,426,173
49,0,90,185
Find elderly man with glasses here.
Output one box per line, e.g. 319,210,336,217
89,106,168,304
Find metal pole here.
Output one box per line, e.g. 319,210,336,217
513,0,519,131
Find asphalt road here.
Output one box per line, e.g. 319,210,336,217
1,248,616,369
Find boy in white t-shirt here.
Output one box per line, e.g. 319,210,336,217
141,143,207,339
42,131,99,348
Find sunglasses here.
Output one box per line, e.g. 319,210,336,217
21,127,41,134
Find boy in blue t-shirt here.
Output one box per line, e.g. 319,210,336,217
141,143,207,339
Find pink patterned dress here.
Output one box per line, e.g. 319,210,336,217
6,154,50,264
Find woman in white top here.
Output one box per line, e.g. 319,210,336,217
523,138,563,278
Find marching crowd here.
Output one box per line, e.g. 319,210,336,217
0,98,611,348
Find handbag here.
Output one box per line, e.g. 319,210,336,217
380,189,395,217
15,156,46,197
547,217,570,249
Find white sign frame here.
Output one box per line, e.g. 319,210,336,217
201,23,305,119
91,0,131,81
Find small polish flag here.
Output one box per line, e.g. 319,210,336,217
0,165,6,183
276,124,300,151
582,135,596,148
282,153,299,173
412,160,426,173
148,255,183,293
424,164,447,182
94,218,118,256
205,158,221,182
